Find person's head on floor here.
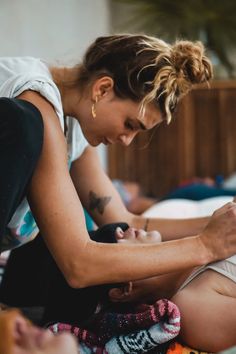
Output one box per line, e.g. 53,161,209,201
0,308,77,354
96,226,162,310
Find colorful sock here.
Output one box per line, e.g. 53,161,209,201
91,299,176,342
49,322,103,347
105,304,180,353
49,299,180,353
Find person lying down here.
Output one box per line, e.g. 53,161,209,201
1,220,235,353
0,308,78,354
45,223,236,353
113,226,236,353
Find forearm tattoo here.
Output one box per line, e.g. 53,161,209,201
89,191,112,215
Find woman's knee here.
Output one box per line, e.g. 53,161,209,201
0,97,44,159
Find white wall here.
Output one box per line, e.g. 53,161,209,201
0,0,110,168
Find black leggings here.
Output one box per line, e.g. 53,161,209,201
0,97,44,245
0,235,100,326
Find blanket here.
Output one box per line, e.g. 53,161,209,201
48,298,180,353
166,341,208,354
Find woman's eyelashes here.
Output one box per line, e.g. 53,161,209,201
125,120,136,131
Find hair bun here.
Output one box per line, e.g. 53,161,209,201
171,40,213,84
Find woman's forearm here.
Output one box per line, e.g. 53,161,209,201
131,215,210,241
68,202,236,288
67,234,209,288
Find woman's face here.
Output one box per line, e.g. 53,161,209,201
0,309,77,354
115,227,162,244
78,81,163,147
108,227,162,304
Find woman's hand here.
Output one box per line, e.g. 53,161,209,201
115,227,162,244
199,202,236,262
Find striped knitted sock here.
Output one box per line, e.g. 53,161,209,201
91,298,175,342
49,299,180,354
105,301,180,354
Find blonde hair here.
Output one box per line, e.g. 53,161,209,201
77,34,213,123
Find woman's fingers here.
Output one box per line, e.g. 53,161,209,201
200,202,236,262
213,201,235,216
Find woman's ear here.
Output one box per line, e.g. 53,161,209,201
92,76,114,100
108,282,133,303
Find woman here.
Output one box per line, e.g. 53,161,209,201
0,308,78,354
1,34,236,294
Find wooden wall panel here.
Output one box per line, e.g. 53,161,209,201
108,81,236,198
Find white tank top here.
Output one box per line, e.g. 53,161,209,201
0,56,88,250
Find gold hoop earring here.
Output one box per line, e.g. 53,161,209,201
91,96,98,118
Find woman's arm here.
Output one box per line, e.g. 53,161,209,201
16,91,236,290
70,146,209,240
132,215,210,241
70,146,131,225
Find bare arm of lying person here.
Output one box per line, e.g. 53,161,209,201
112,226,236,353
